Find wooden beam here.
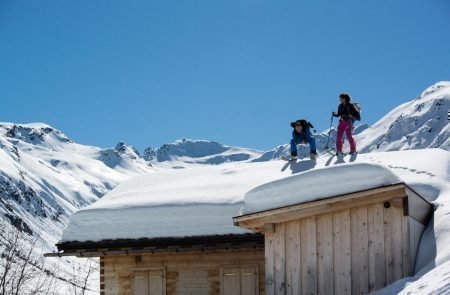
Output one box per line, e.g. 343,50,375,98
234,184,406,230
264,223,275,234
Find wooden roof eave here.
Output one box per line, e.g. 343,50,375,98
45,233,264,258
233,183,408,231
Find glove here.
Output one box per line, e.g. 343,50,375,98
332,112,337,116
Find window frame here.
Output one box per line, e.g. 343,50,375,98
131,267,167,295
220,264,260,295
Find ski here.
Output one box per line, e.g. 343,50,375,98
323,148,349,157
322,148,337,156
281,156,297,161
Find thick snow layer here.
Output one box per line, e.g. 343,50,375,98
62,162,295,241
243,163,401,214
62,149,448,244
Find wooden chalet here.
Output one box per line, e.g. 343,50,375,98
233,183,433,295
47,160,435,295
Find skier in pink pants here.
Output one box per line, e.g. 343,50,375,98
332,93,359,156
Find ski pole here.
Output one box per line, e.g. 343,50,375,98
324,114,334,150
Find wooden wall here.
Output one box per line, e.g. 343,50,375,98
265,200,412,295
101,249,264,295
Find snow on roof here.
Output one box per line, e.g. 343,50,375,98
242,163,402,214
61,162,294,242
61,149,449,244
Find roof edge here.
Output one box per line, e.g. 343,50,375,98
49,233,264,257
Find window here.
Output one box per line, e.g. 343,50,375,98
132,269,166,295
221,265,259,295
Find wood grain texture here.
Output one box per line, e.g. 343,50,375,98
317,214,333,295
102,250,264,295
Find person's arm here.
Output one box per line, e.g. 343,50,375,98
332,105,341,117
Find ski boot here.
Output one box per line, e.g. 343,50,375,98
335,151,345,157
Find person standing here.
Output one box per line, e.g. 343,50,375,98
332,93,358,156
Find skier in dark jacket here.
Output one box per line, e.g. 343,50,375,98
290,119,318,160
332,93,358,155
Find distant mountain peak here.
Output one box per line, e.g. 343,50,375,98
114,141,140,157
0,122,72,145
357,81,450,152
144,139,263,166
420,81,450,98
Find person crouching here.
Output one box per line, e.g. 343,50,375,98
290,119,318,160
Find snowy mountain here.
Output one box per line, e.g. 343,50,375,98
144,139,263,167
0,123,154,291
97,141,151,173
357,81,450,152
0,122,154,238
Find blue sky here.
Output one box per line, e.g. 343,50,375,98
1,0,449,151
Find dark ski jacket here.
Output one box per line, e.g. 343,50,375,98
333,103,358,121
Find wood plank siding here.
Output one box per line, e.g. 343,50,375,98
262,200,411,295
102,249,264,295
233,184,433,295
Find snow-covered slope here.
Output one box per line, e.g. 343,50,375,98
0,123,154,289
144,139,263,167
357,81,450,152
0,123,153,240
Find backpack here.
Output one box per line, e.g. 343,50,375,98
351,102,361,121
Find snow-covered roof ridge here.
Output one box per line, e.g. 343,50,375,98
242,162,402,215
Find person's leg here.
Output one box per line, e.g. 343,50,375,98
336,121,346,152
305,130,317,153
290,138,298,156
345,121,356,152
